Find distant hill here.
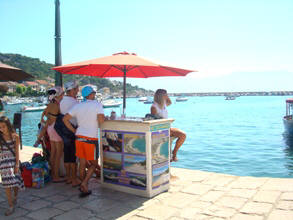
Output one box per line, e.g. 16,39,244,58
0,52,152,95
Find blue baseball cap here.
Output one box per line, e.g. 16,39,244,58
81,86,96,98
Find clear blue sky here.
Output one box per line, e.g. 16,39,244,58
1,0,292,92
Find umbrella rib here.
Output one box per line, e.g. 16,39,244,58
160,66,187,76
62,65,88,74
136,67,149,78
100,65,114,77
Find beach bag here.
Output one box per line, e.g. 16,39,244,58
21,166,32,187
32,168,45,189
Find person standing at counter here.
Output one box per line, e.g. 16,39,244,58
57,81,81,187
63,85,105,197
150,89,186,162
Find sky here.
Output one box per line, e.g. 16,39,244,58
1,0,292,93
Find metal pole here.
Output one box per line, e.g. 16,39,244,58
55,0,62,86
123,66,126,116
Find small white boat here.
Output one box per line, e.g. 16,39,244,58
283,98,293,134
225,96,236,100
22,105,47,112
143,98,153,104
138,97,148,102
176,96,188,102
102,99,122,108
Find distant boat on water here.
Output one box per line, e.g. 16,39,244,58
143,98,153,104
138,97,148,102
22,104,47,112
283,98,293,134
176,96,188,102
102,99,122,108
225,96,236,100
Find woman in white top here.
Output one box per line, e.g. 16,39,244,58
151,89,186,162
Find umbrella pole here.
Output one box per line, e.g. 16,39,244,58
123,67,126,116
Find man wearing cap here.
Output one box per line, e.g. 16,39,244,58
63,85,105,197
55,81,81,187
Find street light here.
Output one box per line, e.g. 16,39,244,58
55,0,62,86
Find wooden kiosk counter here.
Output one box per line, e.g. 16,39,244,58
99,118,174,198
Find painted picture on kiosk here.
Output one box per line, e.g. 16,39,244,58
129,174,146,189
124,133,146,155
151,130,169,165
103,152,122,171
124,154,146,175
152,161,169,188
103,170,119,183
102,131,123,152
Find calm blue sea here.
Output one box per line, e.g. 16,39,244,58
4,96,293,178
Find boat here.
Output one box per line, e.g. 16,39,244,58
143,98,153,104
102,99,122,108
225,96,236,100
22,105,47,112
283,98,293,134
138,97,148,102
176,96,188,102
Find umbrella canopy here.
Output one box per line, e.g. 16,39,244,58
0,62,34,82
53,52,196,114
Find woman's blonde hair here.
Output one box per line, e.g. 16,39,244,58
154,89,167,108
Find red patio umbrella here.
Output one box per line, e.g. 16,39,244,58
52,52,196,114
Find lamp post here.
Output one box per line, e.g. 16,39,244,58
54,0,62,86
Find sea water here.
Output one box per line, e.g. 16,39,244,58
4,96,293,178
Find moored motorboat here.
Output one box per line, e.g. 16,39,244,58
225,96,236,100
143,98,153,104
283,98,293,134
138,97,148,102
176,96,188,102
22,105,47,112
102,99,122,108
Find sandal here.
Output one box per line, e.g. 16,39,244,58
5,206,14,216
171,154,178,162
79,190,92,198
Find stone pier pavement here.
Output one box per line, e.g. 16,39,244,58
0,146,292,220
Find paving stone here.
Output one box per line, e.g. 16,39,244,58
203,175,236,187
280,192,293,201
82,198,121,213
192,214,211,220
190,200,212,209
46,194,68,203
201,204,236,218
199,190,225,202
227,188,257,199
116,209,140,220
181,182,213,195
231,213,264,220
217,196,247,209
261,178,293,191
267,210,293,220
276,200,293,210
178,207,201,219
53,200,80,211
53,208,94,220
253,190,281,203
161,192,198,208
97,206,138,220
228,177,268,189
137,204,179,220
27,207,63,220
240,202,273,215
20,199,51,211
125,216,150,220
